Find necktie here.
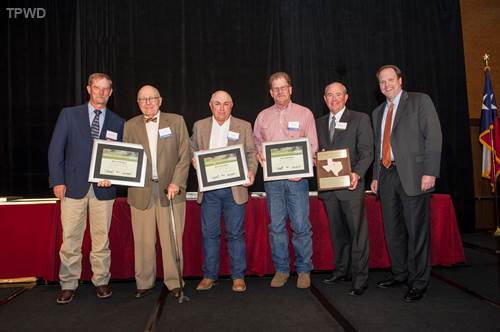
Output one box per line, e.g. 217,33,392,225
145,117,158,123
91,110,102,139
329,116,336,143
382,102,394,168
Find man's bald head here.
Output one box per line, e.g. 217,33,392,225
137,85,162,118
209,90,233,125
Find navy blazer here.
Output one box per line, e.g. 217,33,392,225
48,103,125,200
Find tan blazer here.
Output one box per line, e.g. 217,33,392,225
124,112,190,209
190,116,258,205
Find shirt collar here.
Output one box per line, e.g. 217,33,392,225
387,90,403,107
330,106,346,122
212,115,231,127
88,102,107,118
144,111,160,122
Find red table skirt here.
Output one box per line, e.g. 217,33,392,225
0,194,465,281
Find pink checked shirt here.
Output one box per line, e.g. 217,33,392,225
253,102,318,154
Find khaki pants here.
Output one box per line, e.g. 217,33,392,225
59,186,114,290
131,183,186,290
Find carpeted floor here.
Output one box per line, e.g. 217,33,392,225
0,232,499,332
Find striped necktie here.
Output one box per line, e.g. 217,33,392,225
91,110,102,139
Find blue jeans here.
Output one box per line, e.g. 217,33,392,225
264,179,313,273
201,188,246,280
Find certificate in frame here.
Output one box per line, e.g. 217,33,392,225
88,139,147,187
316,148,351,191
262,138,314,181
194,144,249,192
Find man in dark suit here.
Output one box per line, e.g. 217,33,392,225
190,90,257,293
370,65,442,302
316,82,373,296
48,73,124,304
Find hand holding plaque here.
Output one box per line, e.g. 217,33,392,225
88,139,147,187
316,148,351,191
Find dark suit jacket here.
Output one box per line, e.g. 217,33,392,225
190,116,258,205
124,112,190,209
372,91,442,196
48,103,124,200
316,109,374,201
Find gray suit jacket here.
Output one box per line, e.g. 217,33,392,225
372,91,442,196
190,116,258,205
124,112,190,209
316,109,374,201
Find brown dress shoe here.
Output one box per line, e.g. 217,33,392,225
196,278,215,291
135,288,149,299
169,287,181,298
270,272,289,288
297,272,311,289
96,285,112,299
232,279,246,292
56,289,76,304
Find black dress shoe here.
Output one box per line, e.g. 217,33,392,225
321,274,352,285
376,278,407,288
348,284,368,296
403,288,426,303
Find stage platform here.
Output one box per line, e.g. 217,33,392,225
0,194,465,281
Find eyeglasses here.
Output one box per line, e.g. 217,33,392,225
271,85,290,93
137,97,160,104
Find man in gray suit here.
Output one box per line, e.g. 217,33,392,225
316,82,373,296
190,90,257,293
370,65,442,302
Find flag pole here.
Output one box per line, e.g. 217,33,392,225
491,119,500,237
485,54,500,236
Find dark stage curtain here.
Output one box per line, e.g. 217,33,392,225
3,0,474,231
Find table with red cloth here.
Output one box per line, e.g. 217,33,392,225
0,194,465,281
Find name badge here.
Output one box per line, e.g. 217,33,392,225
288,121,300,131
159,127,172,138
227,131,240,141
105,130,118,141
335,122,347,130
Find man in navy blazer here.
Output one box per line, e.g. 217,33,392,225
48,73,124,304
316,82,373,296
370,65,442,303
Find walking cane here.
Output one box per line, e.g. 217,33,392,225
167,197,189,303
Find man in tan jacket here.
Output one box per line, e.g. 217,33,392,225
190,90,257,292
124,85,190,298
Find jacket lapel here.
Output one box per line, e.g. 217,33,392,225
319,115,330,148
157,112,170,161
79,104,93,144
137,116,152,162
227,117,240,146
332,109,350,146
200,117,213,150
375,104,385,140
392,91,408,132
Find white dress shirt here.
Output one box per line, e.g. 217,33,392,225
209,116,231,149
145,112,160,180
